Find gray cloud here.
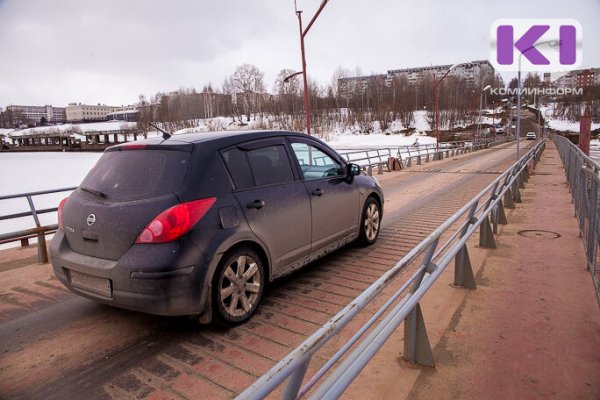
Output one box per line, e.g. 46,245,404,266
0,0,598,108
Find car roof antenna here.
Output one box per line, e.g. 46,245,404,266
147,122,172,140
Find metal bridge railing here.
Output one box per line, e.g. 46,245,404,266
0,187,76,263
552,134,600,305
334,136,514,175
237,139,545,400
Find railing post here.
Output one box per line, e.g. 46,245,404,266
454,202,478,289
403,303,435,367
282,357,311,400
479,216,497,249
586,174,598,271
512,180,522,203
37,232,49,264
454,245,476,289
492,199,508,234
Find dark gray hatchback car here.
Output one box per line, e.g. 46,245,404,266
50,130,383,324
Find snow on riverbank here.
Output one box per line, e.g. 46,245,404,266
539,105,600,132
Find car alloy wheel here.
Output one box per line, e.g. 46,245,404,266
214,248,264,324
359,197,381,245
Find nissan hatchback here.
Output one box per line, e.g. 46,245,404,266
50,130,384,324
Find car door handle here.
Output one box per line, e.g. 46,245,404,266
312,188,324,196
247,200,266,209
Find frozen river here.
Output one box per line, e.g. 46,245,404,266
0,152,101,248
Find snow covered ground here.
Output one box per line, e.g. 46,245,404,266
539,105,600,132
9,121,137,137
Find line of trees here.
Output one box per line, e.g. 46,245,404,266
135,63,511,136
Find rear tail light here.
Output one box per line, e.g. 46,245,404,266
58,197,68,230
135,198,216,244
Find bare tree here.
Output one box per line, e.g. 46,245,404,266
226,64,265,122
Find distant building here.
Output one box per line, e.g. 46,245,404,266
5,105,66,125
543,73,551,84
106,108,139,122
338,60,495,98
66,103,121,122
576,69,597,87
552,68,600,88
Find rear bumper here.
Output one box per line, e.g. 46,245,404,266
50,230,210,316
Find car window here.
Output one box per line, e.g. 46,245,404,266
79,150,190,201
221,147,254,189
291,142,343,180
222,144,294,189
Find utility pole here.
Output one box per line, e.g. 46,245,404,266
294,0,330,135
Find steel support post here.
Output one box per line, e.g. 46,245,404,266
407,157,412,168
454,245,476,289
479,216,497,248
417,156,422,165
37,233,49,264
512,181,522,203
403,303,435,367
425,153,430,163
282,357,311,400
378,163,383,175
586,176,598,269
518,171,526,189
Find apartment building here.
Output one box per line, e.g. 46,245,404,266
338,60,495,98
553,68,600,88
5,105,66,124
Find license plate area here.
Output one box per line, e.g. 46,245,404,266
69,270,112,298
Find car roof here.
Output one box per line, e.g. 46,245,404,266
110,130,314,150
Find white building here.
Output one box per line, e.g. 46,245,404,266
66,103,121,122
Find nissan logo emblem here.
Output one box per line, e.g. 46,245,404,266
86,214,96,226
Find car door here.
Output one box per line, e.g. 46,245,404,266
288,139,360,252
221,138,312,272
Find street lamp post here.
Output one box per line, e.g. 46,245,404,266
433,62,467,154
515,40,560,161
477,84,492,144
294,0,330,135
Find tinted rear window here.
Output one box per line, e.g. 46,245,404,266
80,150,190,201
222,145,294,189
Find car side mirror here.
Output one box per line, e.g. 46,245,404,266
346,163,361,183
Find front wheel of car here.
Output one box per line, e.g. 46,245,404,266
358,197,381,246
213,247,265,325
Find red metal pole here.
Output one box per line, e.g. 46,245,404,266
297,11,311,135
580,107,591,156
434,81,439,151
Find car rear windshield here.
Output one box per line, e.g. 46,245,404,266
79,149,191,201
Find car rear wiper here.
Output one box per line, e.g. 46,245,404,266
79,186,106,198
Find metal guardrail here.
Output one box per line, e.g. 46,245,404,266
0,187,76,263
237,139,545,400
552,134,600,305
334,136,515,175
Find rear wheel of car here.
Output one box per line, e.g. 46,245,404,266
213,247,265,325
358,197,381,246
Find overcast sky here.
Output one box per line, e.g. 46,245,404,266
1,0,598,109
